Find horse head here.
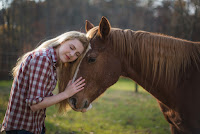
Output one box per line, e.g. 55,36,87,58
68,17,122,112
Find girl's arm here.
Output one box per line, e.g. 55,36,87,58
30,77,85,112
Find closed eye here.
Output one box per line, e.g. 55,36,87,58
70,44,75,50
76,53,80,57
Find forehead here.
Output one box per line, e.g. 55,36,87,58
86,27,98,39
69,39,84,53
87,29,108,51
87,29,103,48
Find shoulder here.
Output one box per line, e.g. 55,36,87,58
20,49,52,72
30,49,51,64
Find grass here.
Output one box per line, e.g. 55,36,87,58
0,78,170,134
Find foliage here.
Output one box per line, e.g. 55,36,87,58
0,78,170,134
0,0,200,80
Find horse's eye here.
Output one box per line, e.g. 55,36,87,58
88,57,96,63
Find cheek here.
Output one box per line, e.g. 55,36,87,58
60,45,69,53
58,46,64,55
59,50,65,59
59,45,68,55
70,56,78,62
98,59,121,86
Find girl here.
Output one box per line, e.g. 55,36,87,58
1,31,89,134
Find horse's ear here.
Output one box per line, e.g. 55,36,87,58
98,16,111,38
85,20,94,33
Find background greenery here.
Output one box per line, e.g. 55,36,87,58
1,0,200,80
0,0,199,133
0,78,170,134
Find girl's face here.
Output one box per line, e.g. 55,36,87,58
57,39,84,63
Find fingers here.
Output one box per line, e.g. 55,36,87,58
76,87,84,92
73,77,85,87
67,77,86,92
74,77,84,85
76,83,85,90
75,78,85,87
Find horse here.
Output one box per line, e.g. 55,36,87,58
67,17,200,134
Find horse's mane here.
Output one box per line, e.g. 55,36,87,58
109,28,200,87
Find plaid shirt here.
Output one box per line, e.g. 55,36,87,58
1,47,57,134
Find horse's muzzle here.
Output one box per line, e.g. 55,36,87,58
68,97,91,112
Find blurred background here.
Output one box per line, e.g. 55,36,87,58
0,0,200,80
0,0,200,134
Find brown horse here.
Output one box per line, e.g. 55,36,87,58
67,17,200,134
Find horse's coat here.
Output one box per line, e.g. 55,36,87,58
67,17,200,134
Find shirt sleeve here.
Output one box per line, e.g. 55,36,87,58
25,54,52,106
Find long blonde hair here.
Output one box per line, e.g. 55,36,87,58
57,33,89,112
12,31,89,112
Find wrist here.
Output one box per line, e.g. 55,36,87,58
61,91,70,99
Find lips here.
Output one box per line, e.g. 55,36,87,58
65,55,70,60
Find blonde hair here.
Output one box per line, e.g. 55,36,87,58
12,31,89,112
57,34,89,112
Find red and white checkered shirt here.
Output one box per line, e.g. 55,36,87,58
1,47,57,134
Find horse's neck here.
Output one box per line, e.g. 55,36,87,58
117,30,161,88
120,46,175,107
119,31,200,106
121,56,156,91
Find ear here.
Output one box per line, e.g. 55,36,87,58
98,16,111,38
85,20,94,33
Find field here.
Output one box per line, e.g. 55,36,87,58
0,78,170,134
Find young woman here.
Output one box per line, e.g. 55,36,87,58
1,31,89,134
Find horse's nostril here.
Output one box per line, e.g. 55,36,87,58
84,100,88,108
70,98,77,108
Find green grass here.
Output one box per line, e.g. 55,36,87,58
0,78,170,134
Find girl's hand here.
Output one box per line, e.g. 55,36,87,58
64,77,85,98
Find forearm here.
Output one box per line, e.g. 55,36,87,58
30,92,69,112
30,77,85,112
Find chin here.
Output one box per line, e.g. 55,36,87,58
61,58,68,63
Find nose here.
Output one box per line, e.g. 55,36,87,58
69,51,75,57
69,97,89,109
